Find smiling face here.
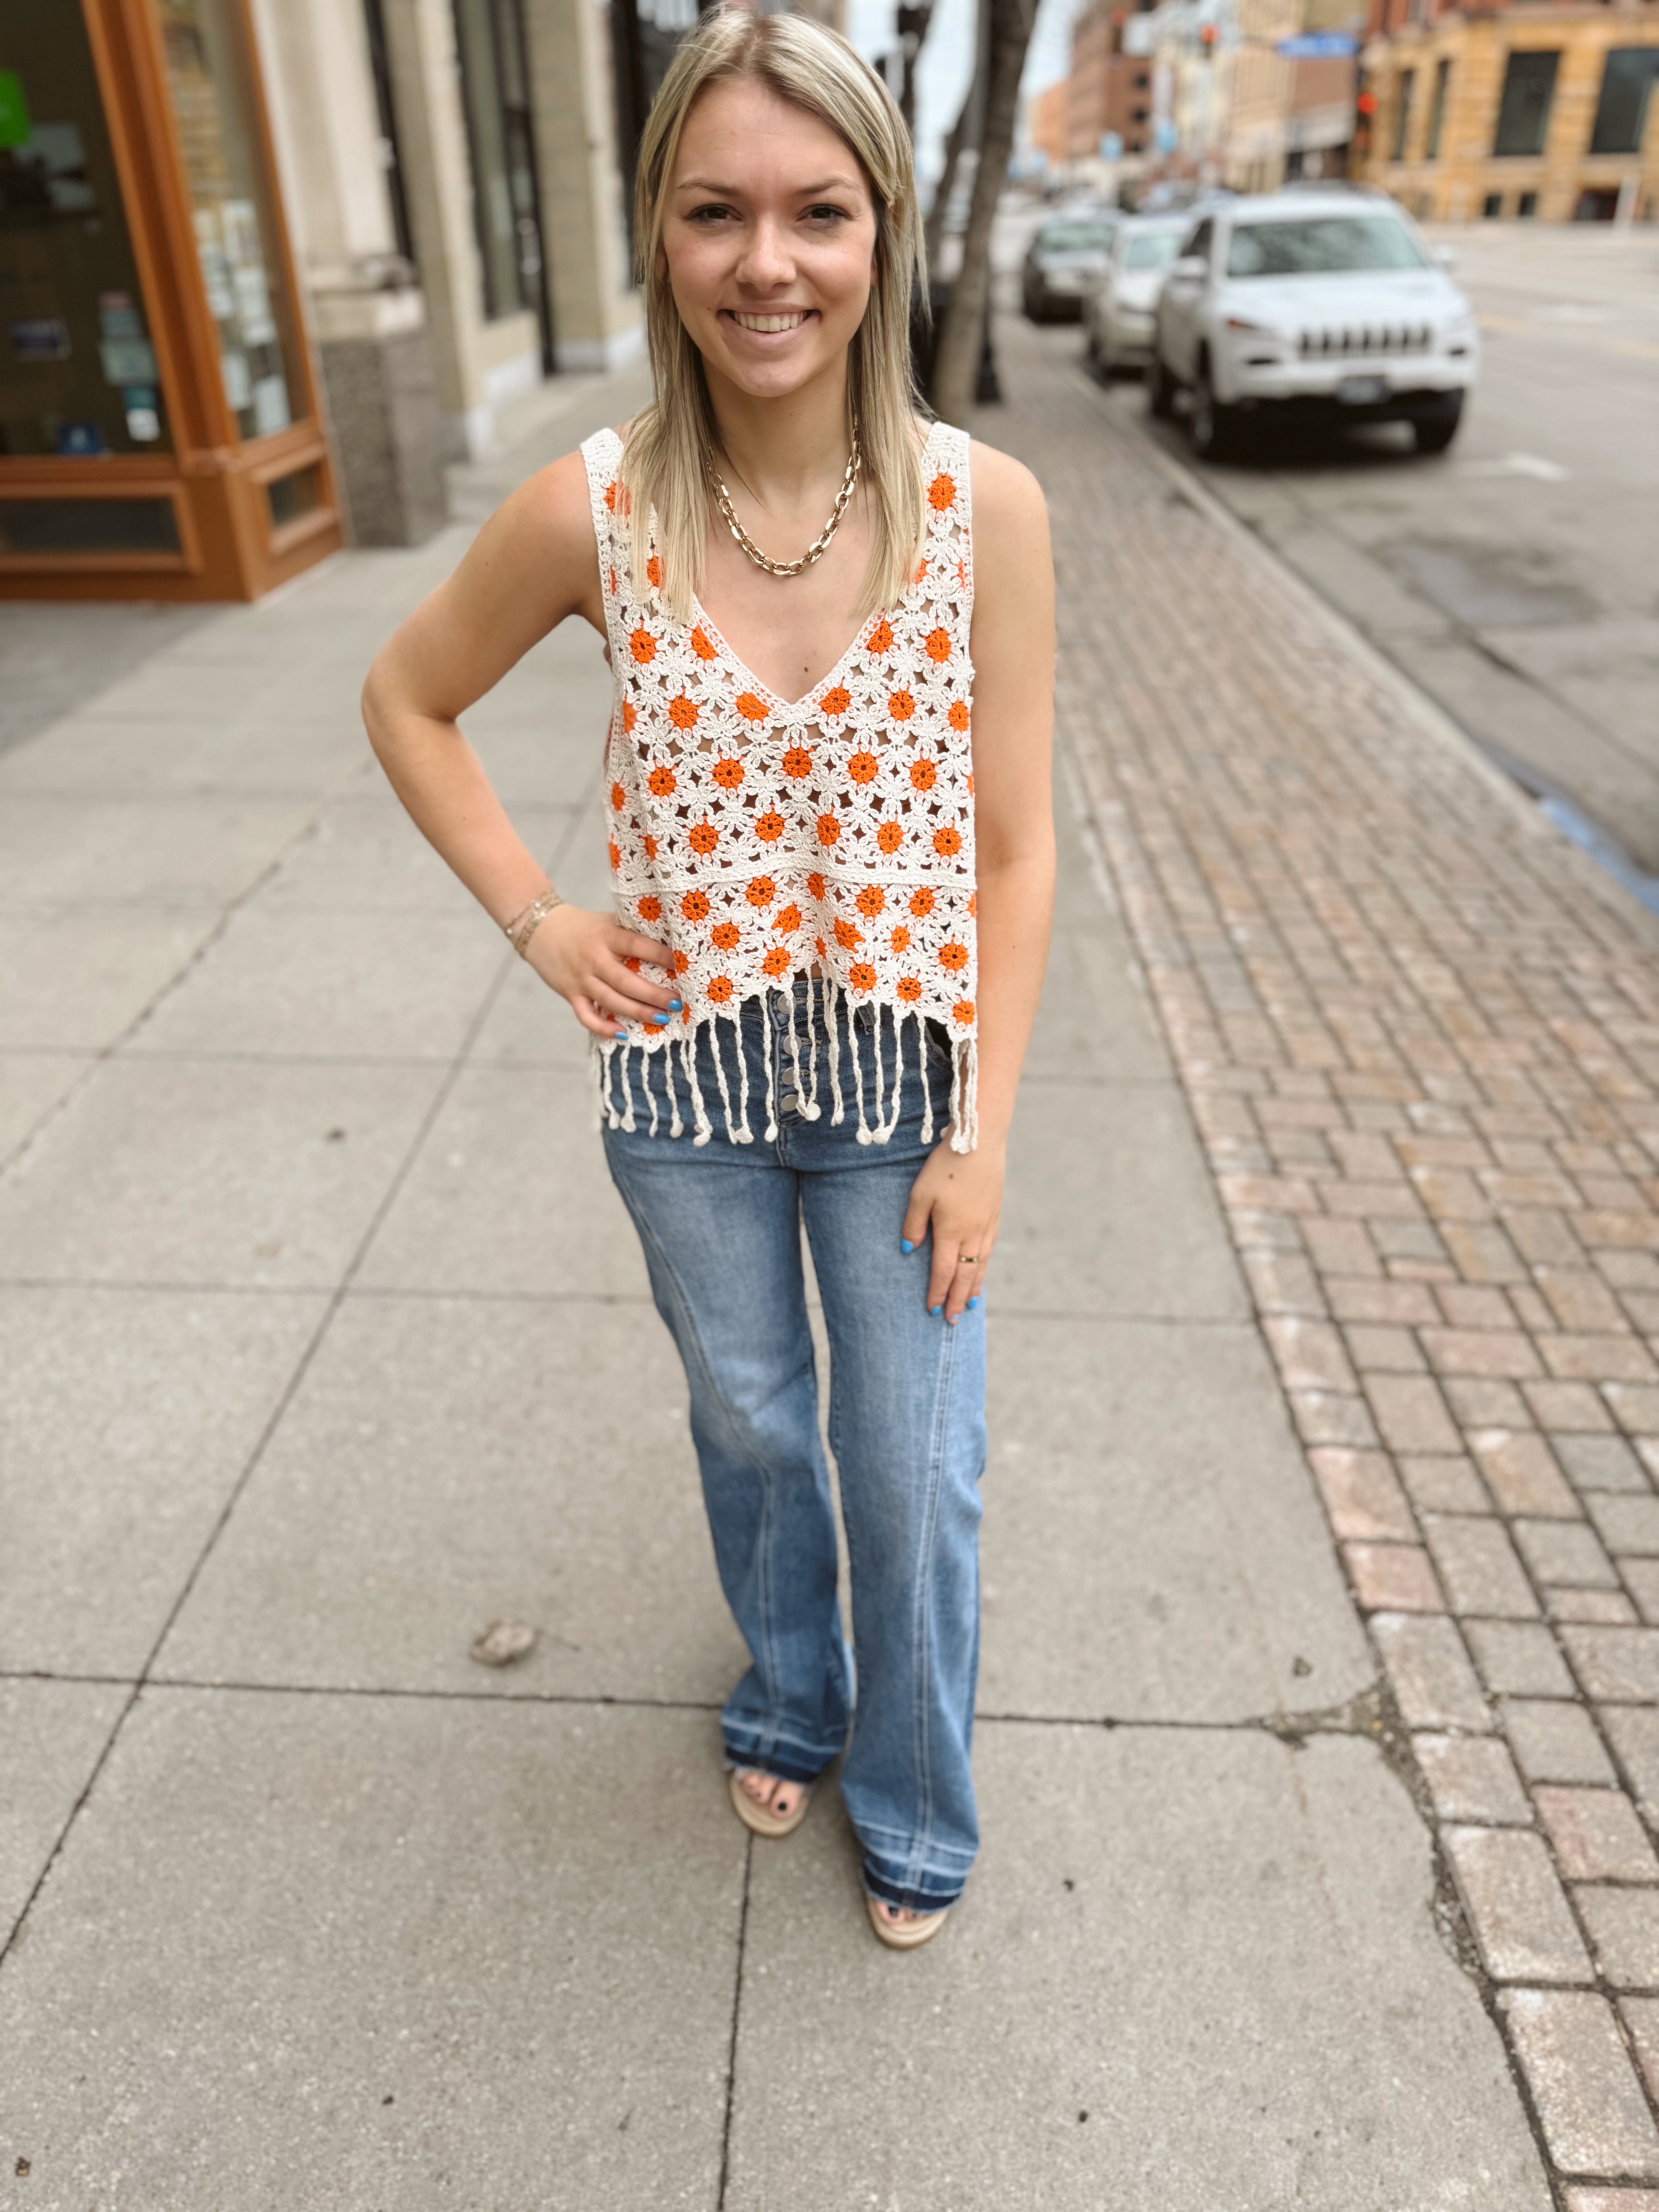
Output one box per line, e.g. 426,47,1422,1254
661,77,879,406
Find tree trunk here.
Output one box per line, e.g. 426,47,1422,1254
928,0,1036,424
923,78,974,276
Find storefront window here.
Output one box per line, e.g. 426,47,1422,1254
0,2,172,461
453,0,549,352
156,0,300,443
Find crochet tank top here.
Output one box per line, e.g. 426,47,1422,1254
581,420,977,1152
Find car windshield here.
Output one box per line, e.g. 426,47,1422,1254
1038,224,1113,254
1123,230,1184,271
1226,216,1429,277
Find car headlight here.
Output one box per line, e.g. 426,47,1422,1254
1224,316,1281,340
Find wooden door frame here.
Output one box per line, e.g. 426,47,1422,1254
0,0,342,600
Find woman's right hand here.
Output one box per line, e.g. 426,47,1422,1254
523,905,679,1037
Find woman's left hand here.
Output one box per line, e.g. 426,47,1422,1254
901,1138,1004,1323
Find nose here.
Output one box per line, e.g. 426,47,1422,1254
734,214,796,294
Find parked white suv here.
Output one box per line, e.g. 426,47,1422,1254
1148,187,1480,460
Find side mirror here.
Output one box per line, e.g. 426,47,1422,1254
1433,244,1457,271
1170,254,1206,280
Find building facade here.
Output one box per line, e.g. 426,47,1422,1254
1360,1,1659,222
1,0,644,599
1028,0,1156,172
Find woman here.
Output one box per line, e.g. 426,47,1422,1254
363,7,1053,1949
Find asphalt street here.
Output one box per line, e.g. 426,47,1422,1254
1051,219,1659,875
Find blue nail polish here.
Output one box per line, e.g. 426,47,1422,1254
668,999,684,1011
652,1013,670,1026
967,1295,981,1311
929,1304,943,1317
900,1238,915,1255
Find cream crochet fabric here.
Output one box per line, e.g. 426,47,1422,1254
582,420,978,1151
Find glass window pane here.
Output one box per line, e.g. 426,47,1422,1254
1392,70,1415,161
453,0,520,320
0,495,180,554
157,0,301,443
1492,50,1559,158
1425,60,1451,161
1590,49,1659,158
0,3,173,459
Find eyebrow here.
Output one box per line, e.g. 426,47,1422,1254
675,175,862,196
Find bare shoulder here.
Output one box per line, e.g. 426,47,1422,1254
966,440,1048,536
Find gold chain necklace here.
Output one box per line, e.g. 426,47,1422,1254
710,428,862,579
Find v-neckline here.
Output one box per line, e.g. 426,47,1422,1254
680,421,944,718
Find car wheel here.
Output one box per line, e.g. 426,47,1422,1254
1190,356,1242,462
1083,316,1101,370
1146,348,1177,419
1412,397,1464,455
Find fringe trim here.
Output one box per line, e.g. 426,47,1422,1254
591,987,977,1154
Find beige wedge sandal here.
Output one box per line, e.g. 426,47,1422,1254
728,1769,813,1839
866,1895,951,1951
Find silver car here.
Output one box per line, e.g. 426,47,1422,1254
1082,218,1191,376
1020,214,1120,325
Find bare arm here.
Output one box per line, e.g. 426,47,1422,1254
360,449,675,1034
901,441,1056,1321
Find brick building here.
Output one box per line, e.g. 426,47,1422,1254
1360,0,1659,221
1028,0,1156,167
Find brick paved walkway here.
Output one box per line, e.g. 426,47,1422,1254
990,315,1659,2205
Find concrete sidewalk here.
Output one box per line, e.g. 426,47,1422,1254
0,360,1556,2206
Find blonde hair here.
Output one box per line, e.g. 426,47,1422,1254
624,7,927,623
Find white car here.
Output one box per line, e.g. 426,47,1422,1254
1082,216,1192,376
1147,187,1480,460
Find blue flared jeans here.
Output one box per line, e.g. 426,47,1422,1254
601,982,987,1914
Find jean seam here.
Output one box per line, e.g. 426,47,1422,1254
605,1156,793,1774
897,1307,958,1905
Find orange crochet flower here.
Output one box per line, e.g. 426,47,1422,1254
938,940,969,974
928,473,956,512
711,922,740,952
608,567,617,597
607,840,620,871
866,618,894,656
816,814,840,847
706,975,733,1005
712,756,744,789
762,945,791,978
668,694,699,731
773,903,802,934
756,809,785,843
909,887,935,918
948,699,969,732
680,889,710,922
933,826,963,859
896,974,922,1003
647,764,677,798
691,625,717,662
629,626,655,664
622,700,637,733
673,949,690,975
910,757,937,792
967,773,974,796
805,871,826,900
746,875,776,907
967,891,977,917
925,627,951,664
646,554,663,589
952,998,975,1027
736,692,768,722
604,481,618,511
848,750,879,785
833,916,862,950
610,781,626,811
783,744,813,778
688,819,719,855
848,962,877,995
638,895,662,922
623,956,641,974
890,924,911,953
818,685,850,717
876,819,904,854
855,884,886,917
888,689,915,721
643,833,659,860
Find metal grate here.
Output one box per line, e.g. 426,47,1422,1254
1298,326,1435,357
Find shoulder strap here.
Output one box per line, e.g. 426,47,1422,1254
580,428,629,649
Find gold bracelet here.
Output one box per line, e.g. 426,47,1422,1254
505,887,563,957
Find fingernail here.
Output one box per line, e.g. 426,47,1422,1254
652,1013,670,1025
967,1294,981,1311
928,1304,942,1317
668,999,684,1011
900,1238,915,1255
